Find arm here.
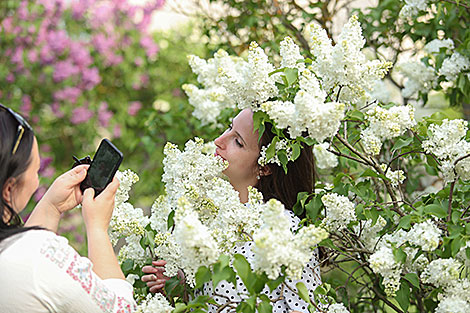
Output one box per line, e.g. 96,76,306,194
25,165,89,232
81,178,124,280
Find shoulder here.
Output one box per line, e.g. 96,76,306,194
284,209,301,232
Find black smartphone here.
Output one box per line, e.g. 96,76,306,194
80,139,123,196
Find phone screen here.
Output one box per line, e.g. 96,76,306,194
81,139,123,196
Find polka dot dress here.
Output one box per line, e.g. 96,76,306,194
201,210,321,312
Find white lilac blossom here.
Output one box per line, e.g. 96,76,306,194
456,241,470,267
327,303,351,313
406,220,442,251
380,164,406,188
425,38,455,54
305,15,392,105
369,245,402,296
252,199,328,279
361,105,416,155
118,234,148,267
435,296,470,313
182,84,232,125
369,79,391,104
422,119,470,182
136,293,174,313
421,258,462,288
440,52,470,82
280,36,305,71
321,193,356,231
258,138,293,166
146,138,264,286
115,169,139,207
398,61,437,98
354,216,387,251
173,198,219,285
313,143,338,169
399,0,428,18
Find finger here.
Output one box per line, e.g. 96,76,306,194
67,165,89,183
83,188,95,202
141,274,157,282
142,266,159,274
149,284,165,293
152,260,167,266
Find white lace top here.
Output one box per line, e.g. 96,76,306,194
0,230,136,313
201,210,322,313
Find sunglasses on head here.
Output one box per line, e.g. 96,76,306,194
0,103,33,155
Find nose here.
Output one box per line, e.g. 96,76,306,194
214,132,227,149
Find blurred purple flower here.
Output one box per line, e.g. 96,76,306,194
70,105,93,125
69,42,93,68
128,101,142,116
113,125,121,138
71,0,89,20
18,1,29,20
51,102,65,118
91,2,114,28
39,45,55,65
47,30,70,54
6,73,15,83
53,60,79,82
105,53,123,66
41,144,52,153
92,33,116,54
1,17,14,33
11,47,24,66
27,49,38,63
98,102,113,127
34,186,47,202
74,233,85,244
54,87,82,103
20,95,32,117
39,157,55,178
81,67,101,90
140,36,159,59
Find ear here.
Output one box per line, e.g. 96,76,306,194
2,177,16,208
259,165,272,177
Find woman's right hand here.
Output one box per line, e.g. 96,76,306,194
141,260,170,293
81,177,120,232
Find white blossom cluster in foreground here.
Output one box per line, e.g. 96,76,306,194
110,138,328,289
422,119,470,182
135,293,173,313
252,199,328,279
361,105,416,155
369,220,443,296
184,16,390,146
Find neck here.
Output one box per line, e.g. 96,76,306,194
231,180,258,204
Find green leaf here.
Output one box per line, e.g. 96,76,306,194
451,237,464,257
265,137,279,162
195,266,212,289
360,168,379,178
404,273,420,289
284,68,298,86
397,215,412,230
393,247,407,263
424,203,447,219
121,259,134,273
395,281,410,311
392,137,414,151
305,196,322,220
292,142,301,161
167,210,175,230
296,282,312,304
266,276,285,292
233,254,254,293
258,295,273,313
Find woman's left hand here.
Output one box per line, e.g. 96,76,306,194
41,165,89,214
25,165,89,231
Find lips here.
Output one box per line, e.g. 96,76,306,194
215,149,226,161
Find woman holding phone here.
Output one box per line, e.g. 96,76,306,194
0,104,136,313
142,108,321,313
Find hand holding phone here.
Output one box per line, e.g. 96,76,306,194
80,139,123,197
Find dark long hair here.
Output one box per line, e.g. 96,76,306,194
0,108,37,243
255,123,314,216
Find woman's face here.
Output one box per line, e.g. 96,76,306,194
10,137,40,214
214,109,260,191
